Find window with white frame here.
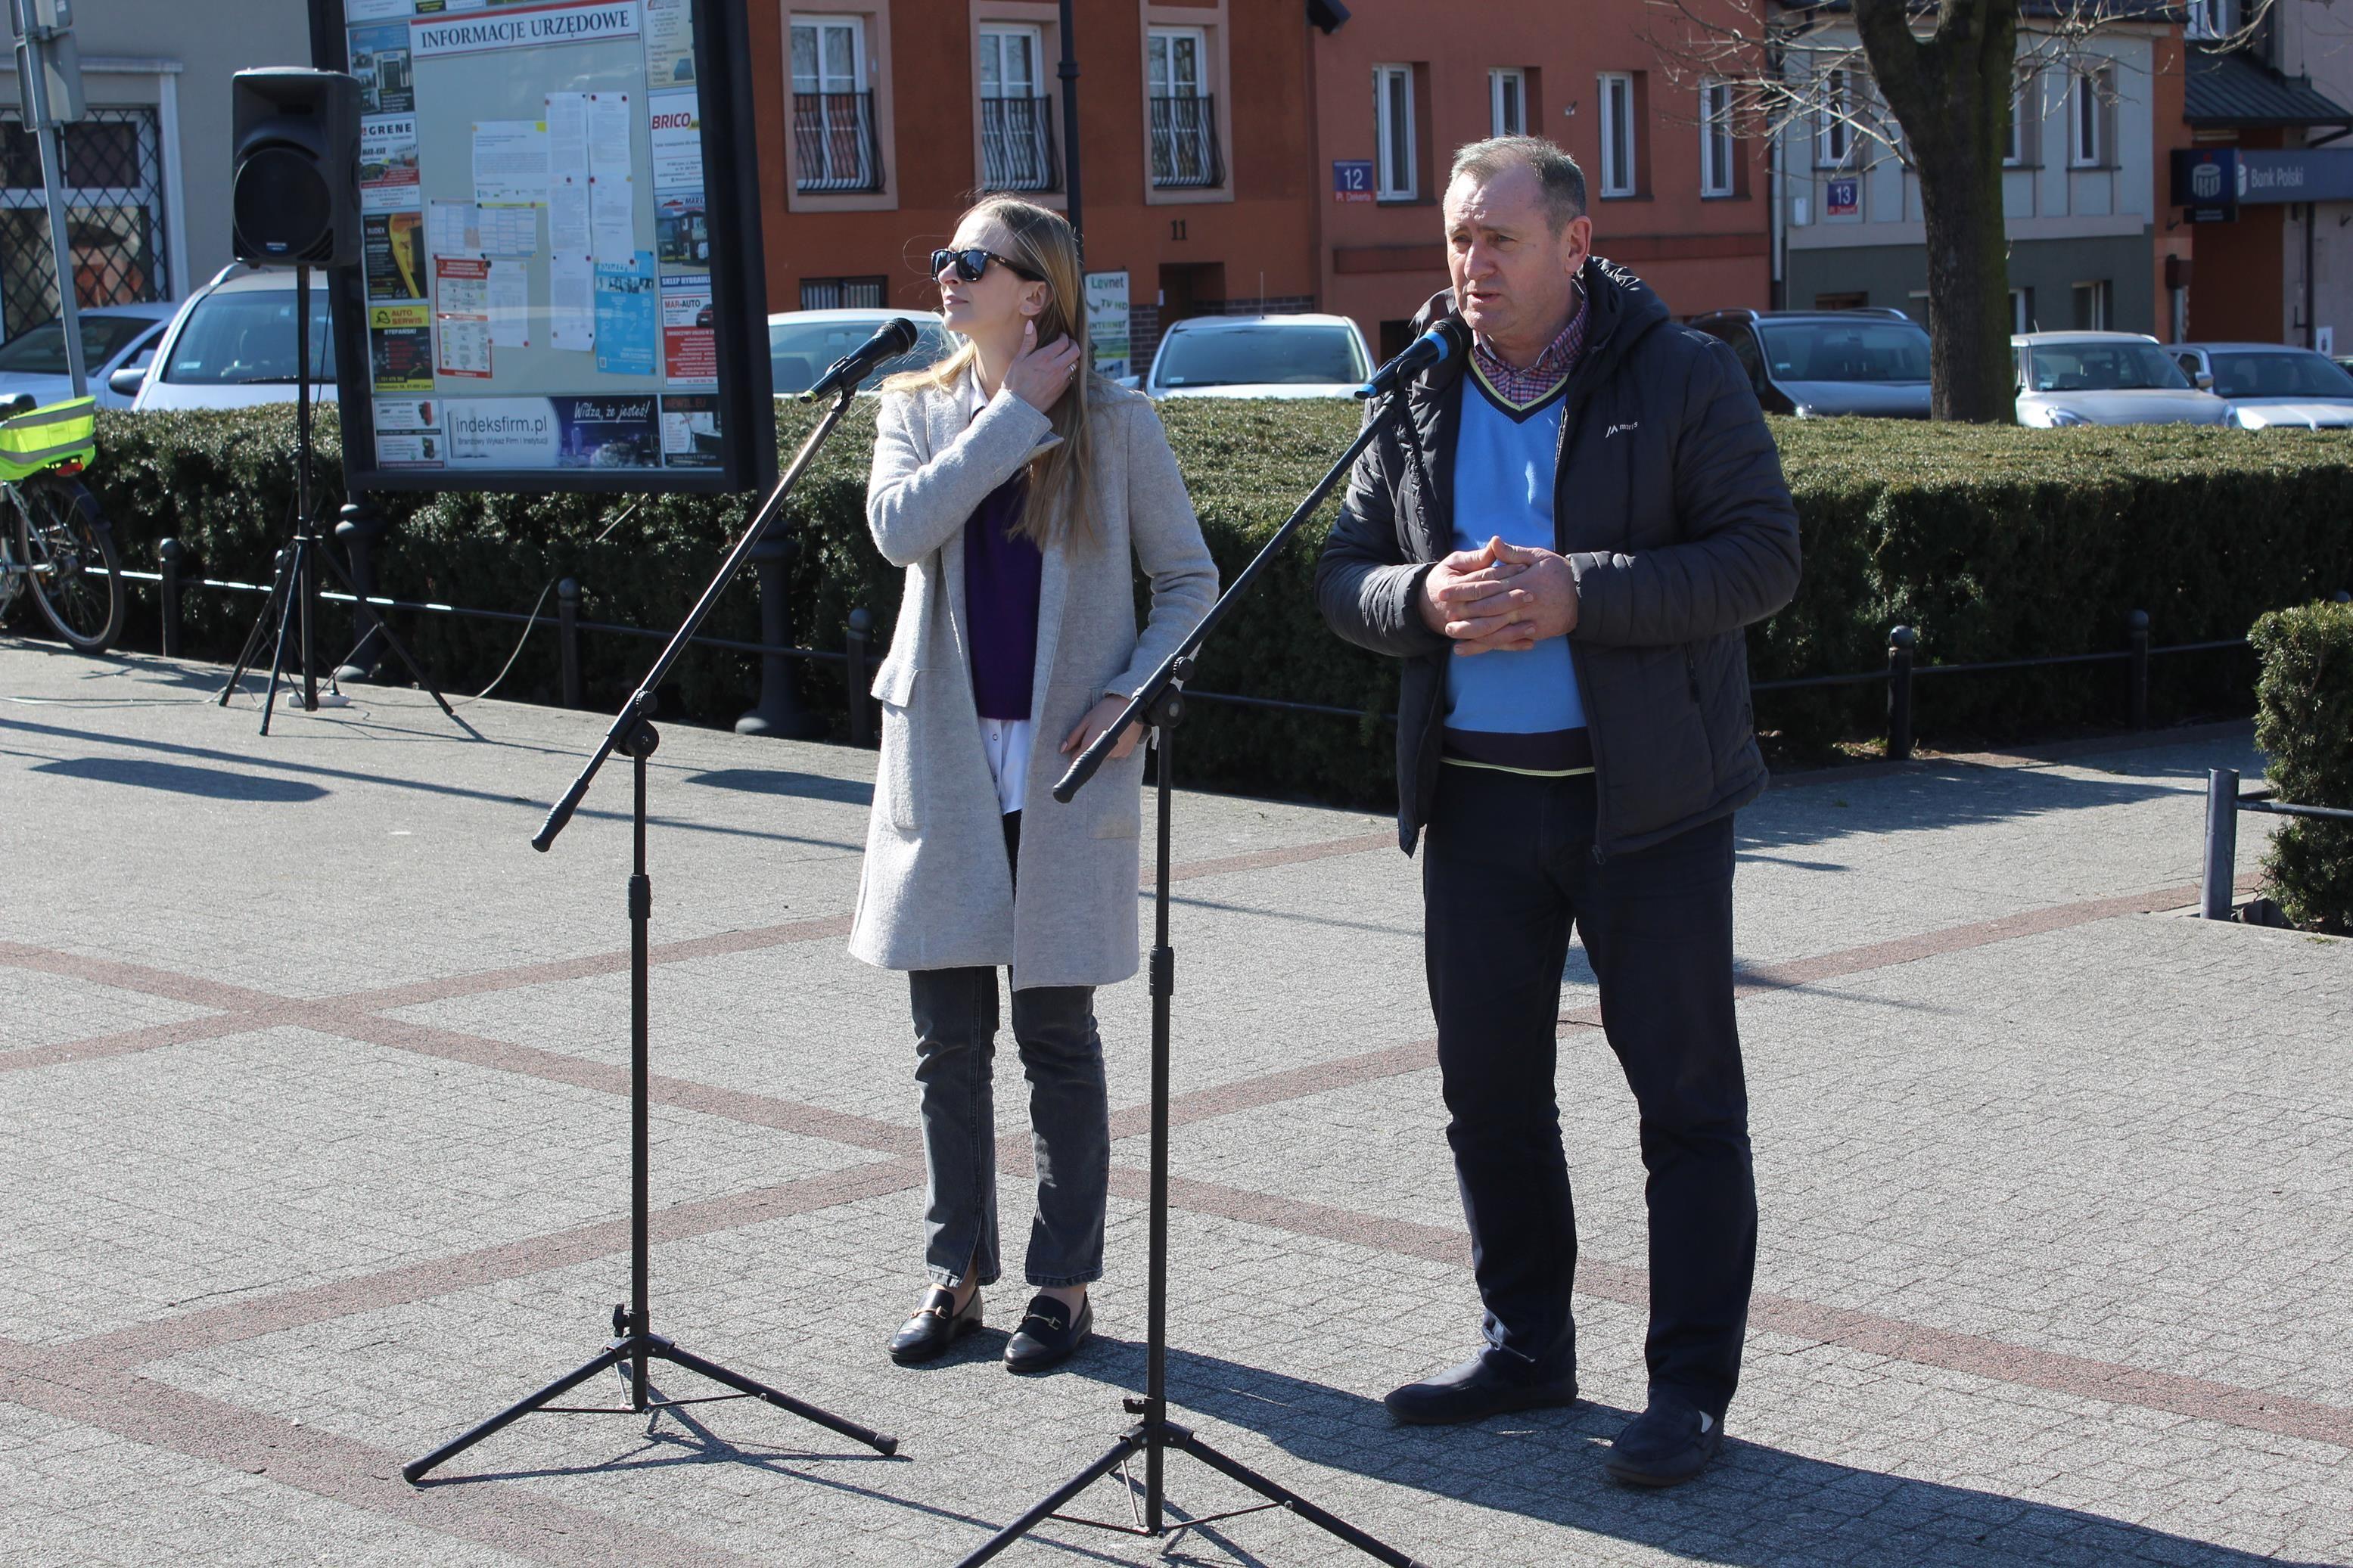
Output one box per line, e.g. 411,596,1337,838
1816,67,1851,169
1700,78,1734,197
979,24,1055,191
1490,68,1526,137
1149,26,1220,188
2187,0,2240,40
1598,72,1636,197
789,15,876,191
2004,69,2031,166
2069,70,2109,169
1374,64,1415,200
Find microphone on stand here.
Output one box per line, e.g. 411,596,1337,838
1356,316,1470,400
804,317,922,402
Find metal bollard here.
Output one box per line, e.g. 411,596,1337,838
157,536,184,657
334,498,388,682
735,531,824,738
556,577,583,709
2202,767,2240,921
845,606,874,748
1885,625,1916,762
2127,609,2150,731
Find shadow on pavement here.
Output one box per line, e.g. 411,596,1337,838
1038,1341,2326,1568
32,755,329,803
686,767,874,807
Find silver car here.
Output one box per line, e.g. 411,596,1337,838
2172,342,2353,429
2011,331,2228,428
1139,314,1372,399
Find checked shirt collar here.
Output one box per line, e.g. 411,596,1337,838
1469,286,1589,408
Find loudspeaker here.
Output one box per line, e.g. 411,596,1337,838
231,68,362,269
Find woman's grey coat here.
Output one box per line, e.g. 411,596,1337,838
850,374,1218,989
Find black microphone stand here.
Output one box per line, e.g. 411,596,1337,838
403,382,897,1483
953,385,1431,1568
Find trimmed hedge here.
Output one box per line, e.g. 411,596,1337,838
85,403,2353,806
2250,599,2353,933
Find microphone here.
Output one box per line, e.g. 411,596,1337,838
804,317,921,401
1356,317,1469,400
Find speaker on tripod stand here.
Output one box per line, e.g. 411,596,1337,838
216,68,451,733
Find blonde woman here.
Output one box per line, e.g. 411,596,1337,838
853,197,1217,1372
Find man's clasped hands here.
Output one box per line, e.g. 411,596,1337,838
1419,536,1581,655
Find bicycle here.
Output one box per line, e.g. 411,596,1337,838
0,392,121,655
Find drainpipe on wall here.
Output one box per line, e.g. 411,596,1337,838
1767,36,1786,309
2305,200,2317,347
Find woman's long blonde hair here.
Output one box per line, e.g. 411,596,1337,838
886,196,1101,548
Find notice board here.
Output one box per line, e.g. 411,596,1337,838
311,0,773,494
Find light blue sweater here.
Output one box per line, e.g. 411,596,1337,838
1441,367,1592,775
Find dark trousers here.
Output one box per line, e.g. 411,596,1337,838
907,811,1109,1290
1422,765,1757,1417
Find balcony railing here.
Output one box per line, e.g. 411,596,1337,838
1149,94,1222,189
980,95,1059,194
792,92,881,194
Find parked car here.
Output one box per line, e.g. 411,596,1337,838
2172,342,2353,428
1689,307,1931,418
126,265,335,411
767,307,950,396
2011,331,2228,427
0,303,176,411
1139,313,1372,399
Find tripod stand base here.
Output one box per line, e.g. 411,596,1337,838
403,1319,898,1484
954,1417,1428,1568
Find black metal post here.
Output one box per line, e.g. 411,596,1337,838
335,498,389,682
1885,624,1916,762
2127,609,2150,731
845,606,875,747
735,532,823,738
158,537,183,657
1057,0,1082,248
557,577,583,709
2203,767,2240,921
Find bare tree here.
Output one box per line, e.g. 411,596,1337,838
1648,2,2270,423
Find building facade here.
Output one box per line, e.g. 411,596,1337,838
0,0,310,341
1773,14,2175,336
1308,0,1771,359
748,0,1319,376
2177,0,2353,347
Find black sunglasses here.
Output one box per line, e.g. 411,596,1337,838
932,247,1043,284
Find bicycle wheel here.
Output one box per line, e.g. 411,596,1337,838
16,474,123,654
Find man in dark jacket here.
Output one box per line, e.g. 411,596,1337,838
1315,137,1800,1487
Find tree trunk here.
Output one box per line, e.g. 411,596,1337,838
1854,0,2020,424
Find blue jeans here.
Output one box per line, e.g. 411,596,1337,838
908,812,1108,1290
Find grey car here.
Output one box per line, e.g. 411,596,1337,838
0,303,176,411
1690,308,1932,418
2172,342,2353,429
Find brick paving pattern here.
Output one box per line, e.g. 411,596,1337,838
2,644,2345,1566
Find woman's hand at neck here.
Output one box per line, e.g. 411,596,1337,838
996,321,1083,412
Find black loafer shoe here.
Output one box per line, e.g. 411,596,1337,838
1604,1393,1724,1487
888,1286,982,1365
1383,1355,1579,1426
1005,1293,1091,1374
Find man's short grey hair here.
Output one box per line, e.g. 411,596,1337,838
1448,137,1587,232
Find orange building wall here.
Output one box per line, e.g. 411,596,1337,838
1310,1,1770,352
749,0,1317,365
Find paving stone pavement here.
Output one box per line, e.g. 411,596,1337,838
2,643,2347,1566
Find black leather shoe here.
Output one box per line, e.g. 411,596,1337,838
1383,1355,1578,1426
1604,1393,1724,1487
888,1286,982,1365
1004,1293,1091,1374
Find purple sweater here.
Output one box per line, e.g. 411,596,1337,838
962,470,1041,720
